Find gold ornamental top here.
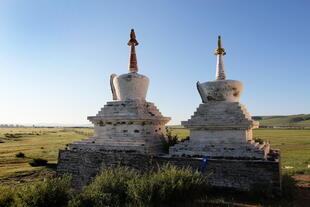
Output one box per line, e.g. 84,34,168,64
214,35,226,56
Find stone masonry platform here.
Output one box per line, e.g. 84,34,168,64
57,149,281,195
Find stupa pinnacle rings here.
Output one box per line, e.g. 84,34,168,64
214,35,226,56
127,29,139,46
215,36,226,80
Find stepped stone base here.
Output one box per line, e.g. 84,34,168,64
170,101,269,159
69,136,166,154
57,149,281,195
69,100,170,155
183,102,256,128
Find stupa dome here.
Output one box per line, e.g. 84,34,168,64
196,36,243,103
197,79,243,102
110,29,150,101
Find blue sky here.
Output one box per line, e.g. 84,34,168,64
0,0,309,125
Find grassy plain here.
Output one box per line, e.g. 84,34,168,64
254,128,310,175
0,127,309,183
0,128,92,181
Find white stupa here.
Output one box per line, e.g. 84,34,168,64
170,36,270,159
69,29,171,154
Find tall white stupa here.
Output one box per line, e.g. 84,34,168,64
170,36,270,159
69,29,171,154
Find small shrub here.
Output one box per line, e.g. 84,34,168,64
29,158,48,167
127,164,208,205
71,166,208,206
295,170,305,175
163,127,179,151
0,186,16,207
4,133,22,138
77,167,139,207
254,137,264,144
127,175,152,204
16,152,25,158
67,194,84,207
16,175,72,207
181,136,190,142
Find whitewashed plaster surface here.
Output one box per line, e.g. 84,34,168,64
111,72,149,101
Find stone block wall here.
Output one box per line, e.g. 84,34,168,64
57,149,281,194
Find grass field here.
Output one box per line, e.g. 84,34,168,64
0,128,92,181
254,128,310,175
0,127,309,183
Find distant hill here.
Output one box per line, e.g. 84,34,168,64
252,114,310,127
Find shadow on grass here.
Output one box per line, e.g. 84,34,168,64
45,163,57,170
191,175,298,207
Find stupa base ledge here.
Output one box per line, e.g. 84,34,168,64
68,143,165,155
183,125,258,130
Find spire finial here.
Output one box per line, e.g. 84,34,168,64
128,29,139,73
128,29,139,46
215,35,226,80
214,35,226,56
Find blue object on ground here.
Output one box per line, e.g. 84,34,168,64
200,156,208,173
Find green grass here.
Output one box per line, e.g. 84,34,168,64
254,128,310,174
0,128,91,179
170,128,189,139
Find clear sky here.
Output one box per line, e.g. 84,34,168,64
0,0,309,125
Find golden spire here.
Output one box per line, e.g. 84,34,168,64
214,35,226,56
128,29,139,73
